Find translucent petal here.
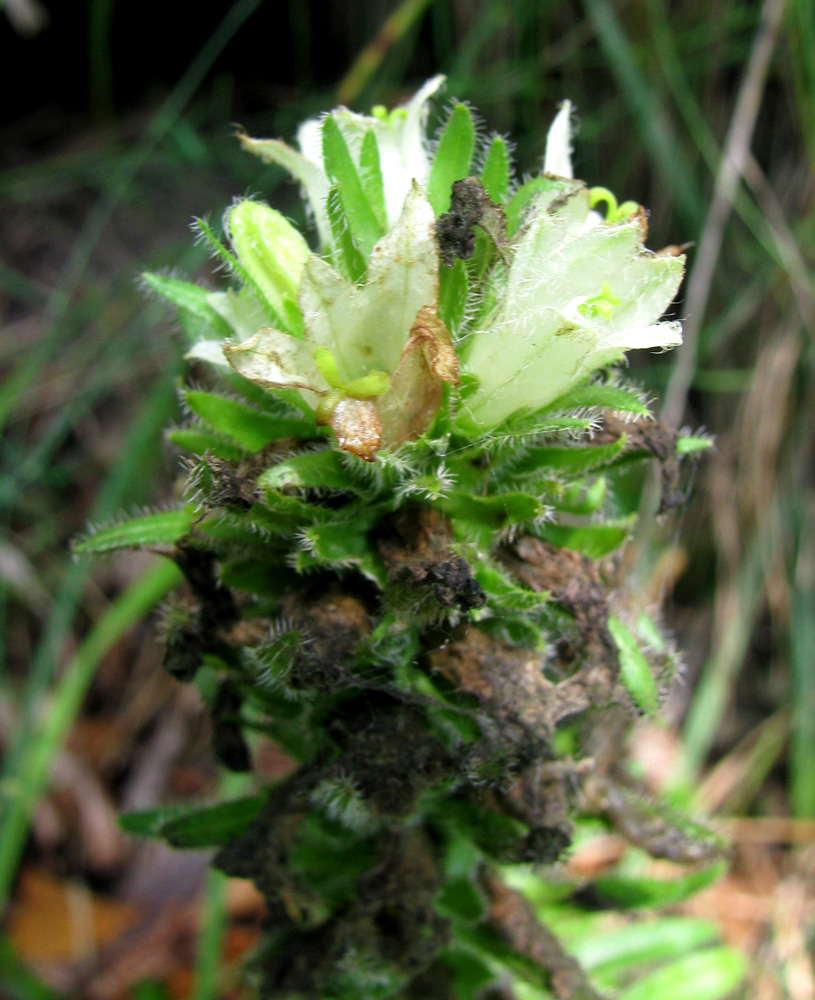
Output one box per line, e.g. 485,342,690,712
543,99,574,178
299,184,439,380
223,328,327,404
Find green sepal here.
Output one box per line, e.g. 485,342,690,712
608,614,659,714
593,859,728,909
480,134,510,203
224,200,308,336
166,427,249,461
358,128,387,230
185,390,317,452
142,272,232,340
72,509,194,555
326,183,367,283
439,258,469,334
505,175,566,235
120,795,266,847
194,216,288,331
322,114,383,259
536,518,634,558
427,103,476,215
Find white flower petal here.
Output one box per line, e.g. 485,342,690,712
462,213,684,429
207,289,269,342
185,339,231,367
299,185,439,380
543,99,574,178
223,328,327,405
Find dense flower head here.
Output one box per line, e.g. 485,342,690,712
182,79,684,460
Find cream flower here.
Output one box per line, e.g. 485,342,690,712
222,185,457,460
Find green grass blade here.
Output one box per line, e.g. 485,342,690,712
0,558,183,910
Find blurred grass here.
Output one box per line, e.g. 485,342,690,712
1,0,814,996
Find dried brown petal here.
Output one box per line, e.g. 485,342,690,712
377,306,459,448
328,397,382,461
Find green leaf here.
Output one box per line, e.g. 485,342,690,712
474,562,550,613
441,948,497,1000
161,796,267,848
142,273,232,340
294,519,384,581
119,803,191,838
427,103,476,215
676,434,714,455
121,798,267,848
322,114,383,258
537,519,632,558
556,477,608,515
436,877,485,923
608,614,659,714
480,135,510,203
616,947,746,1000
508,437,628,478
185,390,317,452
167,427,249,461
358,128,387,230
571,916,719,977
594,859,728,909
259,449,359,493
441,491,544,547
543,383,651,417
73,509,194,555
439,258,469,334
